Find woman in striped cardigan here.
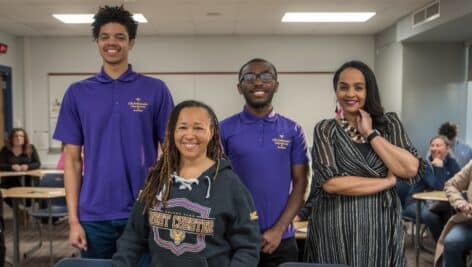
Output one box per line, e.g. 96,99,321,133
304,60,425,267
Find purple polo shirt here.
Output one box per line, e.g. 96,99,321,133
220,108,309,239
53,65,174,221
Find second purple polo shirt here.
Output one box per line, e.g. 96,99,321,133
220,108,309,239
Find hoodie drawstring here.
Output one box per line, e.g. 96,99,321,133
157,173,212,199
172,174,199,191
204,176,211,199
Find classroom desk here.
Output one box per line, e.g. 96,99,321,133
26,169,64,178
0,171,29,187
0,169,64,179
0,169,64,188
4,186,66,267
413,191,448,267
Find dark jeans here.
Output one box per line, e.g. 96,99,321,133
258,237,298,267
403,202,446,241
81,220,150,267
443,223,472,267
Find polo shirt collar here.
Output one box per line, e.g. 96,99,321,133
240,106,278,124
95,64,138,83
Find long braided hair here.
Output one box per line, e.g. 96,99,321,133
139,100,227,212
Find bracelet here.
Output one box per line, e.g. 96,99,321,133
366,130,380,143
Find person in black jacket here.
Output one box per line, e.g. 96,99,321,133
112,100,260,267
0,128,41,187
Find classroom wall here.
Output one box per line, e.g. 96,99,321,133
0,31,24,129
396,0,472,42
23,35,374,166
402,43,468,156
375,26,404,117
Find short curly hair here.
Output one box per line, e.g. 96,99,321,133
92,5,138,40
438,122,458,140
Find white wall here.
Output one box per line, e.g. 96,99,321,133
0,31,24,129
467,81,472,145
402,43,468,155
23,35,374,166
396,0,472,42
375,26,404,117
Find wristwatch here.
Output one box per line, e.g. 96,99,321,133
366,129,380,143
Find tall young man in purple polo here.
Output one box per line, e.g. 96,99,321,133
220,58,309,267
53,6,174,259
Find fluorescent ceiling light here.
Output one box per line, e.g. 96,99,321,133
282,12,376,22
132,14,148,23
53,14,94,24
53,14,148,24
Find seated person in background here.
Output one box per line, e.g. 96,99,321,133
434,160,472,267
403,135,460,241
0,128,41,189
112,100,260,267
438,121,472,168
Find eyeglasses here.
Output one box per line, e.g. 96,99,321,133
240,72,276,83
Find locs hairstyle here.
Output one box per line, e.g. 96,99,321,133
139,100,227,212
333,60,387,130
92,5,138,40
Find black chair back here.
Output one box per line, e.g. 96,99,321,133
279,263,350,267
39,173,66,207
55,257,112,267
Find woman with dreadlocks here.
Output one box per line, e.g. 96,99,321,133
112,100,260,267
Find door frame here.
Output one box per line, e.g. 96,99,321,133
0,65,13,135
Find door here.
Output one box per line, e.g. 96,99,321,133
0,65,12,145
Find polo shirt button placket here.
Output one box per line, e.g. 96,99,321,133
112,80,119,114
259,121,263,144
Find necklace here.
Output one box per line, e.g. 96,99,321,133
338,118,366,143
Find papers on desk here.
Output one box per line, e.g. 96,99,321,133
296,227,307,233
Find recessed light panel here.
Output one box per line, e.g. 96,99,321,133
282,12,376,22
53,14,148,24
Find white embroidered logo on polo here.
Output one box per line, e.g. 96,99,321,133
272,134,290,149
128,97,149,112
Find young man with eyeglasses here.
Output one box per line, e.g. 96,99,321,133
220,58,309,267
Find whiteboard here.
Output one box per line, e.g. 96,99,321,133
48,72,335,149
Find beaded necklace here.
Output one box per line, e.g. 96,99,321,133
338,118,366,143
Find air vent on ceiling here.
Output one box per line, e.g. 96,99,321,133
412,1,440,27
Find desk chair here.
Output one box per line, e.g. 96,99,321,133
26,173,68,258
55,257,112,267
396,180,411,209
397,182,431,251
279,263,350,267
